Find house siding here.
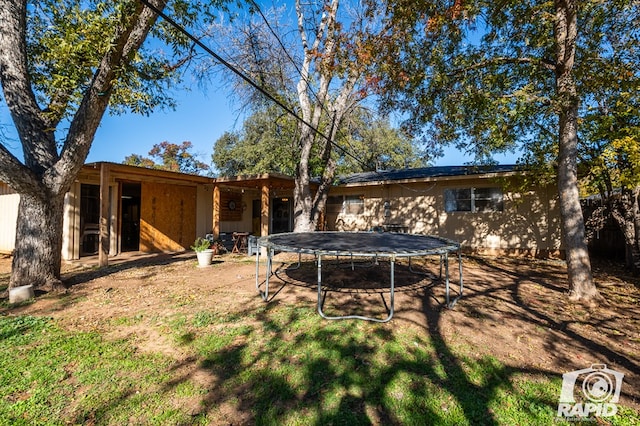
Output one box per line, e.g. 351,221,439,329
0,164,563,261
140,182,197,252
324,177,562,256
0,183,19,254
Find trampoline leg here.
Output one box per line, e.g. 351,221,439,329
459,250,464,297
255,246,261,295
408,256,434,277
444,249,464,309
444,251,450,307
287,252,302,271
258,248,273,301
388,258,395,319
448,249,464,308
317,254,323,316
317,253,394,323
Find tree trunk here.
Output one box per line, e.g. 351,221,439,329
291,0,341,233
10,191,65,289
633,187,640,273
554,0,600,302
610,188,640,274
0,0,167,291
293,130,317,233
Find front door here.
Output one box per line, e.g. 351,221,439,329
271,197,291,234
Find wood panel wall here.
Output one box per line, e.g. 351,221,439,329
140,182,197,252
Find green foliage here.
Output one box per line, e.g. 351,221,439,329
27,1,162,120
2,305,639,424
336,110,428,174
190,237,210,252
212,106,299,177
581,89,640,197
212,106,426,177
374,0,640,167
24,0,233,121
124,141,210,175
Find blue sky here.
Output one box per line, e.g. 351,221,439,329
0,4,517,173
95,89,518,168
1,88,517,172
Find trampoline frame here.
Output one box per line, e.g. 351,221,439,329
254,231,463,322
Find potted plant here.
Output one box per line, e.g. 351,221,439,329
191,237,213,267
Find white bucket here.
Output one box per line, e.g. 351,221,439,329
9,284,35,304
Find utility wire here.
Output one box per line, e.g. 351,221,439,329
139,0,369,169
245,1,395,176
246,0,332,120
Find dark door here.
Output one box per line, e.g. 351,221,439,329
80,184,100,256
121,183,141,252
271,197,291,234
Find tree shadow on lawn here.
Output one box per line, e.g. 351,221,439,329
1,252,200,295
60,252,204,287
5,253,636,424
436,255,640,410
152,258,607,425
176,302,562,425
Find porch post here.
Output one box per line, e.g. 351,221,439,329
99,163,110,267
261,184,270,237
212,185,220,238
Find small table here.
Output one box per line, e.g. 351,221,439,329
383,224,409,233
232,232,250,253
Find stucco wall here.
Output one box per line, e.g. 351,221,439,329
196,185,214,237
325,178,562,255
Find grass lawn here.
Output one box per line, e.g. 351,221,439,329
0,253,639,425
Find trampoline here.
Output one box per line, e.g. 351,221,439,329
255,231,463,322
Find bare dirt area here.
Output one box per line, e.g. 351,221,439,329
1,251,639,412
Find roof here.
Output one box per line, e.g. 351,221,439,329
80,162,520,188
335,164,521,185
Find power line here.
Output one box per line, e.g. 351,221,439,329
139,0,325,140
245,0,331,118
139,0,370,169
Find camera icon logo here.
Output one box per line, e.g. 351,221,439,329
558,364,625,418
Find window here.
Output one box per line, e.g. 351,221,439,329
444,187,503,212
326,196,344,214
343,195,364,215
326,195,365,215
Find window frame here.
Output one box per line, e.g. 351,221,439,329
444,187,504,213
326,194,365,216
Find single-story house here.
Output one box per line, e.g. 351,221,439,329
0,162,562,262
324,165,561,257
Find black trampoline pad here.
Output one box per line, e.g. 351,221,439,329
259,232,459,257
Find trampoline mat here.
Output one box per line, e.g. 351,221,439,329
259,231,459,256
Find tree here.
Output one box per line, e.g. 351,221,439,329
124,141,210,174
212,106,300,177
373,0,639,302
335,111,426,174
212,105,424,177
0,0,223,290
582,91,640,272
203,0,393,231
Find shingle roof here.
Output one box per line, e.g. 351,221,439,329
335,164,520,185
